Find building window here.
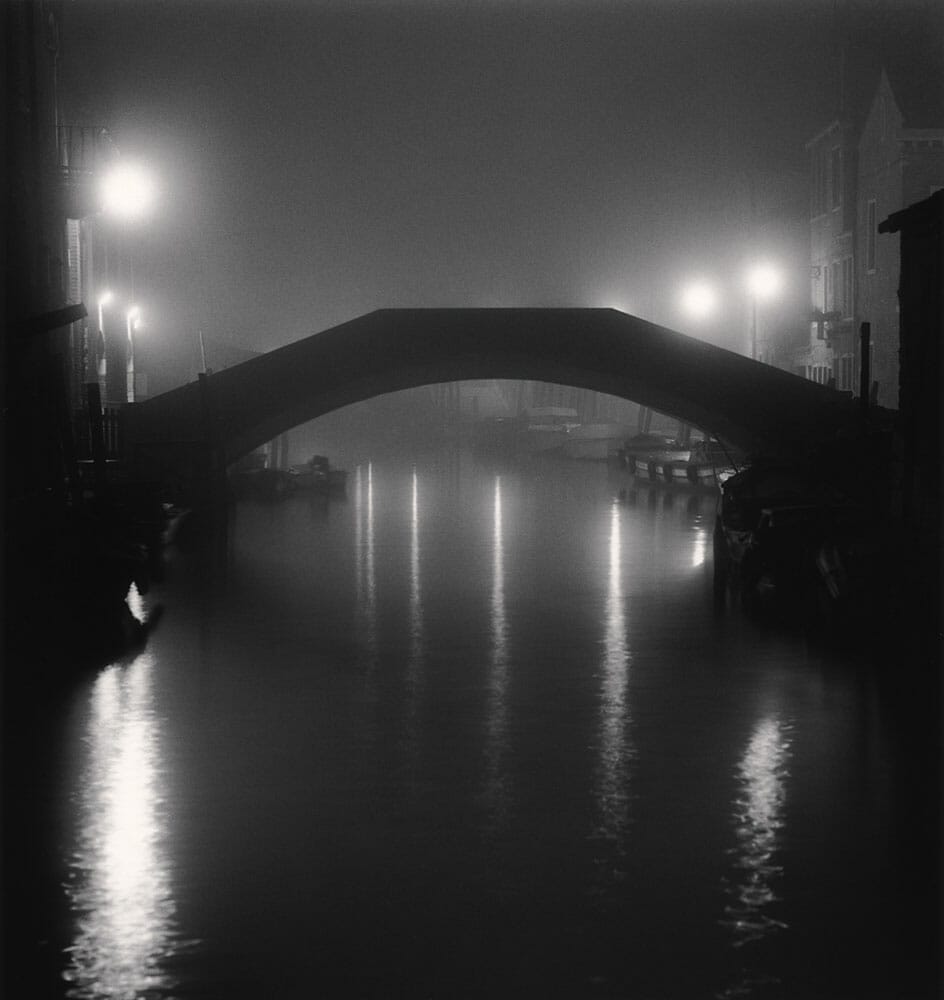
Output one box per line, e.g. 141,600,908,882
842,258,853,318
866,200,877,271
831,261,842,314
824,263,830,311
66,219,82,305
829,147,842,209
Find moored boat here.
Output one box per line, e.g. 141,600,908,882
289,455,348,494
630,437,737,490
521,406,580,453
562,422,635,460
618,432,684,468
713,462,880,620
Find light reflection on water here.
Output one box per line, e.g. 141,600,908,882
409,467,423,653
402,466,425,779
484,475,511,828
723,715,792,948
592,500,634,850
354,463,378,661
691,525,708,568
45,453,916,998
407,467,424,697
63,653,184,999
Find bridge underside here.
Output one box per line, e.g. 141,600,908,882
126,308,856,485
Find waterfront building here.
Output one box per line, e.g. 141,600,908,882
797,66,944,406
856,71,944,408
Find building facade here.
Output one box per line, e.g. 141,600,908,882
801,118,859,389
856,71,944,408
797,69,944,407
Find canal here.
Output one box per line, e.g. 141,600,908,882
6,444,940,998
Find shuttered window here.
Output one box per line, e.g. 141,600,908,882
66,219,82,304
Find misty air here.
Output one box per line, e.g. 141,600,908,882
4,1,942,998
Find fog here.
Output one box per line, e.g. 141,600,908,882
58,0,942,387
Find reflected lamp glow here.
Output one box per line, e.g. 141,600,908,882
691,527,707,568
723,714,792,948
355,463,376,656
745,263,783,301
592,500,633,847
491,476,506,648
680,280,719,321
65,657,180,997
409,468,423,648
484,475,510,830
100,161,156,221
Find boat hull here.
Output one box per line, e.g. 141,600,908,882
632,455,731,489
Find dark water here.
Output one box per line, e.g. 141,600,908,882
7,449,940,998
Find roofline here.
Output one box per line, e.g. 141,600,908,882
804,119,845,150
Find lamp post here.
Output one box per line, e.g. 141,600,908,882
96,290,113,389
126,306,140,402
100,160,155,399
745,263,782,361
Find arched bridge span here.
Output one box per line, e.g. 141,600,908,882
125,308,854,483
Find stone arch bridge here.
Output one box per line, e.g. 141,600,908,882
125,308,857,495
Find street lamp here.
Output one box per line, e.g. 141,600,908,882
100,161,156,221
126,306,141,402
745,263,783,360
680,280,719,323
96,290,113,384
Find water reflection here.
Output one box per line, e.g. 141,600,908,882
592,501,633,849
404,467,425,752
408,467,424,669
63,653,183,998
723,716,792,948
354,463,378,659
691,526,708,568
484,475,511,828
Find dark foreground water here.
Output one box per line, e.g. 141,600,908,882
5,448,940,999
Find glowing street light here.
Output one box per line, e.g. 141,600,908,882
126,306,141,402
100,161,156,221
745,263,783,360
746,263,783,302
680,280,719,322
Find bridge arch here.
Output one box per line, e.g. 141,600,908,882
126,308,853,483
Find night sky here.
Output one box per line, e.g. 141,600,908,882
58,0,942,373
